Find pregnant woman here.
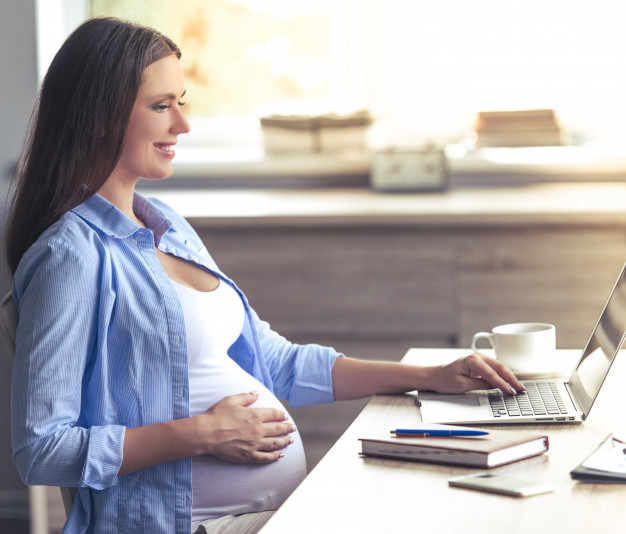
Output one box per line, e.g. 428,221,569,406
5,17,522,534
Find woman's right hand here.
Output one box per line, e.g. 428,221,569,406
194,392,296,464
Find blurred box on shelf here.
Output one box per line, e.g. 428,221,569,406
472,108,568,148
260,110,372,154
371,146,449,192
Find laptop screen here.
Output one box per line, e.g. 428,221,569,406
570,262,626,417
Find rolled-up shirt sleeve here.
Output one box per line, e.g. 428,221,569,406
247,306,344,407
11,236,125,489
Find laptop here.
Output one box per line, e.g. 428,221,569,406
418,261,626,425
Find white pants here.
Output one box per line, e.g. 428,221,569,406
192,511,275,534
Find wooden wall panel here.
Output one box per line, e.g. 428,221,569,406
457,228,626,348
197,226,457,342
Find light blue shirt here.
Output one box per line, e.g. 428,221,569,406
11,192,342,534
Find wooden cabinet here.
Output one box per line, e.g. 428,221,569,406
457,227,626,348
197,225,457,357
195,221,626,354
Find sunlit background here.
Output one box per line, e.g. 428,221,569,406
91,0,336,118
32,0,626,152
83,0,626,147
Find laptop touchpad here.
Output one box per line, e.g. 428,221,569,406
419,393,487,423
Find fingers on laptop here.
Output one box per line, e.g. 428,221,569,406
468,354,523,394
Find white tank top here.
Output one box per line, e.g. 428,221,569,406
172,279,306,521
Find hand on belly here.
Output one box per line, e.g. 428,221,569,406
190,383,307,520
195,391,297,463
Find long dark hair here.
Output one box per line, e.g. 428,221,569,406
4,17,181,275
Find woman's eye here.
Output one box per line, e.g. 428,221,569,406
152,102,185,112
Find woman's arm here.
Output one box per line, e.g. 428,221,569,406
11,240,121,488
331,354,524,401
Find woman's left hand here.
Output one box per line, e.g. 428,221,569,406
426,353,524,395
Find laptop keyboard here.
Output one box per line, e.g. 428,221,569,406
488,382,570,418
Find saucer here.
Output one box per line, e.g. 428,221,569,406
510,361,573,380
474,349,578,380
512,368,569,380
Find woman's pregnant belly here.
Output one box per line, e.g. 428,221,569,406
190,359,307,521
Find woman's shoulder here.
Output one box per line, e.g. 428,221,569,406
38,209,105,252
17,211,105,280
12,211,107,322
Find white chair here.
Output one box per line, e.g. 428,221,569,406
0,292,76,529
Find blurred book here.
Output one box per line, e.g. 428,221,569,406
474,108,566,148
359,424,549,468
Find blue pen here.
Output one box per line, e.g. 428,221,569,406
391,429,489,437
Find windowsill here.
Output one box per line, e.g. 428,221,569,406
138,182,626,229
137,143,626,191
449,144,626,187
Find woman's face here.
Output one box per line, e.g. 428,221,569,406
112,54,190,184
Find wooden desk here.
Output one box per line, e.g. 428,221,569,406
260,349,626,533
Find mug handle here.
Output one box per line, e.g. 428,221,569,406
471,332,494,357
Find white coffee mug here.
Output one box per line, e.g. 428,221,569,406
471,322,556,372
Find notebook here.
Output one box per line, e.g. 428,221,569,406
359,424,549,468
418,261,626,425
570,434,626,483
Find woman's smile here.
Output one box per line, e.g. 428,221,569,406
154,142,176,159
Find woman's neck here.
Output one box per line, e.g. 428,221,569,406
97,177,143,226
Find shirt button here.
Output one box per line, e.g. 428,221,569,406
175,335,181,346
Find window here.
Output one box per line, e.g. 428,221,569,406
37,0,626,180
86,0,373,158
36,0,90,84
90,0,346,119
374,0,626,147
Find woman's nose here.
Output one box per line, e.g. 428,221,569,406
172,107,190,135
